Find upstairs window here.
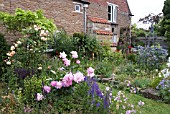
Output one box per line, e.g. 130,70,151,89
108,4,117,23
75,4,81,12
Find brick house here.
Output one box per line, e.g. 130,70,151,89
0,0,132,46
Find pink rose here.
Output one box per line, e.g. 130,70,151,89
55,81,63,89
62,72,73,87
43,86,51,93
50,81,57,87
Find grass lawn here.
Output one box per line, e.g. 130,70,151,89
111,88,170,114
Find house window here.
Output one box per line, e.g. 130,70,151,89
108,4,117,23
112,34,117,43
75,5,81,12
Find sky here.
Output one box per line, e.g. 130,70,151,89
127,0,165,29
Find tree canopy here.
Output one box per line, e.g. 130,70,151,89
162,0,170,42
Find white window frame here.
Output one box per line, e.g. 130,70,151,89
75,4,81,12
108,3,118,23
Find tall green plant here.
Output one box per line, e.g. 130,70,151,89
0,33,9,79
72,33,103,58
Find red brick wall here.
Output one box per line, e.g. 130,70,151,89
0,0,131,44
0,0,84,44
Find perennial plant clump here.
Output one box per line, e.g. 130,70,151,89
156,57,170,103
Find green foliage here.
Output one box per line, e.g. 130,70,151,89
135,41,145,46
136,46,168,70
136,29,146,37
21,76,43,104
0,8,56,32
131,24,147,37
95,60,114,78
0,33,9,78
150,77,164,88
133,77,151,89
73,33,103,58
162,0,170,53
53,31,75,55
126,53,137,62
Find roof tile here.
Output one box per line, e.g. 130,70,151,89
94,30,113,35
88,17,111,24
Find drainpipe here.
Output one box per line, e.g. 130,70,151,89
129,13,134,45
83,3,88,34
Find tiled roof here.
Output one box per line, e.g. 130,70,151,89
94,30,113,35
87,0,130,13
88,17,111,24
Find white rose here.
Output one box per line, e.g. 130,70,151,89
10,46,15,51
14,43,18,47
6,61,11,65
17,41,22,45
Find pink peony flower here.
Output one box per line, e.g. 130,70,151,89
50,81,57,87
37,93,44,101
43,86,51,93
59,52,67,59
87,67,95,78
73,72,85,83
55,81,63,89
70,51,78,58
63,58,70,66
76,60,81,64
62,72,74,87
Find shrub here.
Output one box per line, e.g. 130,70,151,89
126,53,137,63
95,60,114,78
72,33,103,58
136,46,168,70
0,33,9,79
155,57,170,103
53,31,75,55
133,77,151,89
0,8,56,32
